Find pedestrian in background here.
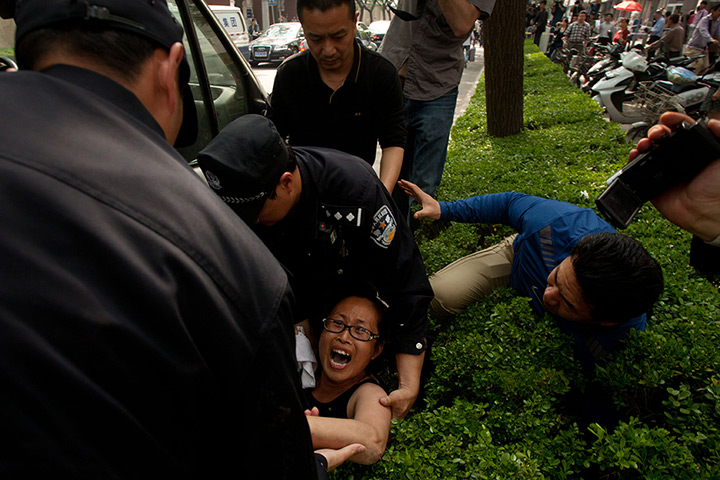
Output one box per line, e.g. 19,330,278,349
379,0,495,219
532,0,549,46
684,2,720,74
597,13,617,45
550,0,566,26
563,10,591,52
613,18,630,46
250,16,261,39
646,13,684,58
648,10,666,44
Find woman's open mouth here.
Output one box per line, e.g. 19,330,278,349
329,349,351,369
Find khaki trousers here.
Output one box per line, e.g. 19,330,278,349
429,235,517,321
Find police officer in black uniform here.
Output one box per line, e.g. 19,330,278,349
198,115,433,419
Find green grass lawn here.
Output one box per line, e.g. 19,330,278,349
333,41,720,480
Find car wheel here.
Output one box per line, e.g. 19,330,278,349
250,60,259,67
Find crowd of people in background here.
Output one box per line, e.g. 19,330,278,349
533,0,720,75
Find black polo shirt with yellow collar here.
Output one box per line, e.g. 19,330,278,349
268,39,406,166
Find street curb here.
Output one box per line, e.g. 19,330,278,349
454,46,485,122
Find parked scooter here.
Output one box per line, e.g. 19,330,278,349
592,51,702,124
580,43,625,93
592,51,663,124
567,41,613,87
625,67,720,142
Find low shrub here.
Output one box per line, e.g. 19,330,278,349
332,41,720,479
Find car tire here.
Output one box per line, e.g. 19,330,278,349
250,60,259,67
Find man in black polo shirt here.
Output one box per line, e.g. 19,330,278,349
268,0,406,193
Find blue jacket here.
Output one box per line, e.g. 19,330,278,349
439,192,647,370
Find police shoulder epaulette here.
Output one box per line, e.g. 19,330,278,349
321,204,364,228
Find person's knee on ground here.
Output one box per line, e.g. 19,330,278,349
428,236,516,321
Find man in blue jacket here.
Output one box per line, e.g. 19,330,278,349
400,181,664,371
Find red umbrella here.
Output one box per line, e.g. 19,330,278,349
614,1,643,11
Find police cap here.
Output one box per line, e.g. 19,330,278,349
197,115,290,224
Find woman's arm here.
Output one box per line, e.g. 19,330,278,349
306,383,392,465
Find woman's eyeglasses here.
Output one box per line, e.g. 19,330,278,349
322,318,380,342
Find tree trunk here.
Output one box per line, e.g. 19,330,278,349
356,0,370,23
484,0,525,137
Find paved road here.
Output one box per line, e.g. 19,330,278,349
251,63,278,94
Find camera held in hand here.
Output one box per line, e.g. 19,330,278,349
596,121,720,229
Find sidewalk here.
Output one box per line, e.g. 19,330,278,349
455,45,485,121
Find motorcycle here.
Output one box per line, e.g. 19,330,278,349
579,43,625,93
592,51,702,125
625,67,720,142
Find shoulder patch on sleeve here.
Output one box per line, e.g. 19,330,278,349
371,205,396,248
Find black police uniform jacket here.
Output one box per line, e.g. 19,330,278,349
0,66,317,479
255,147,432,355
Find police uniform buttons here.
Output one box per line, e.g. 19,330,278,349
415,342,423,350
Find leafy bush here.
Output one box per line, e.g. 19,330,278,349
332,41,720,479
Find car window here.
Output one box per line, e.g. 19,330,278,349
170,0,251,160
260,23,301,39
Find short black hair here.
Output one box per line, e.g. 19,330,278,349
570,233,664,324
710,2,720,11
326,294,388,339
670,13,680,23
297,0,355,22
16,25,156,83
359,296,388,338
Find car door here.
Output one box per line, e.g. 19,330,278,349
169,0,269,161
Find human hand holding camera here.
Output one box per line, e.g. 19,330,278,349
629,112,720,244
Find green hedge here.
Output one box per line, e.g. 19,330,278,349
333,42,720,479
